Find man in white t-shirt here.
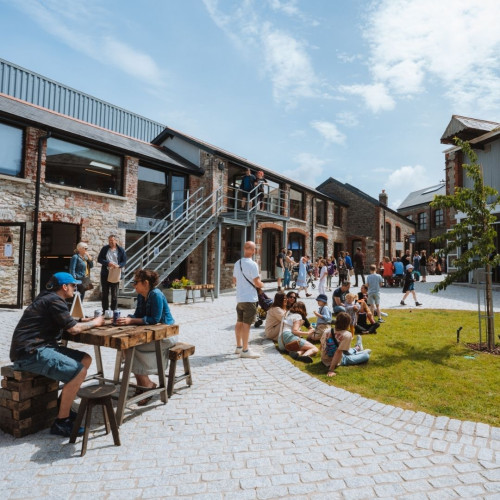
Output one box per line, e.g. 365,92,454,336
233,241,265,359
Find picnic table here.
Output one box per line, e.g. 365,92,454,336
63,322,179,426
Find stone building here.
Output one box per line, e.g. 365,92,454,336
441,115,500,282
317,178,416,267
397,183,447,254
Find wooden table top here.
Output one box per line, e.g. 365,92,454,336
63,322,179,350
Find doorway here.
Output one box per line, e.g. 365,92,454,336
0,223,26,308
40,222,79,288
261,228,280,279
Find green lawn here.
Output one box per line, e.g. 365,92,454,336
288,310,500,427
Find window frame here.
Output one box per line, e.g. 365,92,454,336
315,198,327,226
225,227,243,264
0,120,25,178
418,212,427,230
333,204,342,228
434,208,444,228
289,188,305,220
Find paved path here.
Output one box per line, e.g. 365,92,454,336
0,276,499,499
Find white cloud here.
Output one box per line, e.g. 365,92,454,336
364,0,500,112
336,111,359,128
282,153,327,188
384,165,429,192
268,0,300,17
310,120,346,145
202,0,323,106
340,83,395,113
13,0,165,88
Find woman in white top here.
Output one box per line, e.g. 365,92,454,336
277,301,318,363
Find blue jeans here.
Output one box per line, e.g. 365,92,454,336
340,348,370,366
283,268,291,287
333,305,346,314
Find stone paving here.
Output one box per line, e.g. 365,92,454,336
0,275,499,499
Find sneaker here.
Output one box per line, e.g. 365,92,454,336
362,349,372,355
355,335,363,352
378,318,385,323
50,418,84,437
240,349,260,359
400,301,406,306
306,293,312,297
415,302,423,306
235,346,243,355
289,351,299,360
380,311,388,317
296,355,313,363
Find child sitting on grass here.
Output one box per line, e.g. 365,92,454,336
320,312,371,377
307,293,332,342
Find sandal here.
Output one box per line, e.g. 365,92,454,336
136,383,157,406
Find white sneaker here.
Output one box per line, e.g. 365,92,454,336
380,311,388,317
240,349,260,359
235,347,243,355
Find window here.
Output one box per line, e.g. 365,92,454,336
315,199,327,225
395,227,402,257
0,122,23,176
333,204,342,227
45,138,122,194
288,232,305,263
418,212,427,230
315,237,327,259
265,179,283,215
226,227,243,263
434,209,444,228
289,189,305,220
385,222,392,255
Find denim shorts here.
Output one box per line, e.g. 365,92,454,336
13,345,86,383
367,292,380,306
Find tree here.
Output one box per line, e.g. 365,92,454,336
430,138,500,351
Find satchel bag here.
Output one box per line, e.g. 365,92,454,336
80,276,94,291
107,266,122,283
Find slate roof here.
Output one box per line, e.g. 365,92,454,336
0,93,201,173
398,183,445,210
440,115,500,145
153,125,348,205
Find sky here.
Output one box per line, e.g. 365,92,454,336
2,0,500,209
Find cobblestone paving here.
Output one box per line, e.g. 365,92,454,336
0,276,499,499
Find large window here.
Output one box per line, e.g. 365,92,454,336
46,137,122,194
290,189,305,220
137,166,187,220
418,212,427,230
226,227,243,263
288,232,305,262
434,209,444,227
316,199,327,225
333,204,342,227
0,122,23,177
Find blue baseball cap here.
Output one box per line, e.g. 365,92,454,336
53,272,81,285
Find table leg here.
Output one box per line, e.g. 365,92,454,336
94,346,104,383
155,340,168,404
113,351,122,384
116,347,135,426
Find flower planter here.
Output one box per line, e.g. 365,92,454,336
163,288,187,304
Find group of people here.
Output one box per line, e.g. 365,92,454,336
239,168,267,210
10,234,178,437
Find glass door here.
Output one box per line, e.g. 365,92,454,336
0,223,26,308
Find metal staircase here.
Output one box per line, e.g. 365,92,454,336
121,186,226,294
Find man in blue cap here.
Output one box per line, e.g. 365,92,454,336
10,272,105,437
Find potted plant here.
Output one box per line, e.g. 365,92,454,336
163,277,194,303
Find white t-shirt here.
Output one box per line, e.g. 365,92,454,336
233,258,259,303
282,312,302,332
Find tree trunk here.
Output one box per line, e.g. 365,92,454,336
485,263,495,351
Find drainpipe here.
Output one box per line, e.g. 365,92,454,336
31,131,51,302
310,196,314,258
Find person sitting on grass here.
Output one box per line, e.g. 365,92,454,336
321,312,371,377
265,292,287,341
356,286,380,334
401,264,423,307
277,301,318,363
307,293,332,342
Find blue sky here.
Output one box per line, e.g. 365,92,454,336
2,0,500,208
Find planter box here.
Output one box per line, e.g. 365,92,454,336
163,288,187,304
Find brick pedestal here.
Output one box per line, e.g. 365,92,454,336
0,366,58,437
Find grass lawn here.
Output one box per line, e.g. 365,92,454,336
288,309,500,427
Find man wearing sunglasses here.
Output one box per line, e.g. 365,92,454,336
9,272,104,437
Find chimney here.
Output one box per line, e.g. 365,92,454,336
379,189,388,205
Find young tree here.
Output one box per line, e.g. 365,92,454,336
431,138,500,351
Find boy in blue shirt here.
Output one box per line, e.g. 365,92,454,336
307,294,332,342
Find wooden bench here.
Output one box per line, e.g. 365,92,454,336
167,343,195,397
185,284,215,303
0,365,59,437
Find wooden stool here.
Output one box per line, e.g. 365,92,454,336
70,384,120,456
201,284,215,302
167,343,195,397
